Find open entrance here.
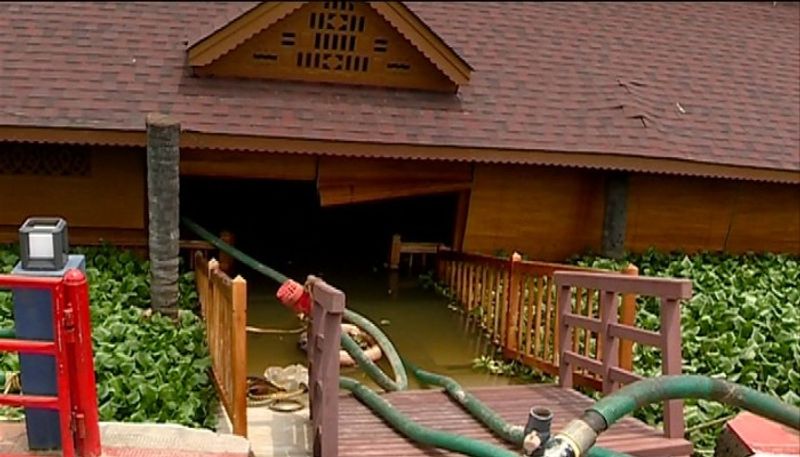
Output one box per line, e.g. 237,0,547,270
180,177,458,276
181,176,497,387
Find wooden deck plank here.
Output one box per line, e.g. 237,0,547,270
339,384,692,457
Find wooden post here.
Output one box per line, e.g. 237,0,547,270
506,252,522,352
661,297,685,439
601,173,629,259
231,275,248,437
147,113,180,315
599,290,620,394
556,282,574,389
219,230,235,274
389,234,401,270
452,190,470,251
619,264,638,372
308,277,344,457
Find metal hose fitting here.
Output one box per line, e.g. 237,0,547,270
523,407,553,456
541,419,598,457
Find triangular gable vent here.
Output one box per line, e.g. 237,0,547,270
188,1,471,93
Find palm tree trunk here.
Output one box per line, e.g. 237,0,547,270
147,113,180,315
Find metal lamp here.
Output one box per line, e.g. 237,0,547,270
18,217,69,271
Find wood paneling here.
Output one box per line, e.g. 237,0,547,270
317,157,471,206
725,182,800,253
0,146,145,245
463,164,605,261
180,149,316,180
626,175,734,252
626,175,800,254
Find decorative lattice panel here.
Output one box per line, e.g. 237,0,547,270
0,144,91,177
196,1,455,92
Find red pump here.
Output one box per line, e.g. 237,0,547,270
276,279,311,315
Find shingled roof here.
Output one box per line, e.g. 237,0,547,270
0,2,798,182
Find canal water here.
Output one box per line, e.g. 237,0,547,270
244,265,515,390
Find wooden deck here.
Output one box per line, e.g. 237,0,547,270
338,384,693,457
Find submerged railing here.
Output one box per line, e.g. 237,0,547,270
436,248,639,390
194,251,248,437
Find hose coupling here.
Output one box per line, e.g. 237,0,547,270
523,407,553,456
540,419,597,457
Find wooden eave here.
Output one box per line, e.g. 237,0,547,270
1,126,797,185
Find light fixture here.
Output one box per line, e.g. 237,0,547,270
18,217,69,271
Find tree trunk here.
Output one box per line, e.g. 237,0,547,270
147,113,180,315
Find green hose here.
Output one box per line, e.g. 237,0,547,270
410,363,525,443
184,217,625,456
181,217,289,284
590,375,800,431
410,362,632,457
183,216,408,392
544,375,800,457
342,309,408,392
182,219,796,457
340,376,520,457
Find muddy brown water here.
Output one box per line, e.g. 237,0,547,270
244,268,516,390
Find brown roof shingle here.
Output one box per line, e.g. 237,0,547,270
0,2,798,174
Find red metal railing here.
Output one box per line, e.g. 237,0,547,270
0,269,101,457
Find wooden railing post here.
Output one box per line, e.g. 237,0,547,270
661,297,684,439
619,263,638,372
599,290,620,394
231,275,248,437
218,230,235,274
308,277,344,457
506,252,522,352
556,282,574,389
389,234,401,270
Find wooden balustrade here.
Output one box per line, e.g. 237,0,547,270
194,251,248,437
389,234,446,270
555,270,692,439
436,248,639,389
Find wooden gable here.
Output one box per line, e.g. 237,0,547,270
188,1,471,92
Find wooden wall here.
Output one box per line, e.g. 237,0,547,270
463,164,606,260
317,157,472,206
627,174,800,254
180,149,316,181
3,144,795,259
0,146,146,246
463,164,799,260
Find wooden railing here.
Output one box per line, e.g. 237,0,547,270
436,248,639,390
306,276,345,457
194,251,248,437
389,234,446,270
555,271,692,439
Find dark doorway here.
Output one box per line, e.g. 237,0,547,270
180,177,458,278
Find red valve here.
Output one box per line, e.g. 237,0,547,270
276,279,311,315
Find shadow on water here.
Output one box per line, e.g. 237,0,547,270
244,266,516,390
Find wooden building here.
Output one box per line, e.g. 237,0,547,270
1,2,798,260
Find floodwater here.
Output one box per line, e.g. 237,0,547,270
244,266,515,390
